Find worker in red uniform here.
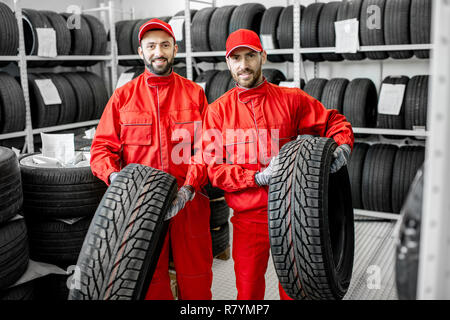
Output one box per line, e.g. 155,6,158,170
90,19,213,300
202,29,354,300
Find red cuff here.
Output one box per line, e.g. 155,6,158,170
243,169,259,188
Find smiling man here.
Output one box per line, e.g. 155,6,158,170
202,29,354,300
90,19,213,300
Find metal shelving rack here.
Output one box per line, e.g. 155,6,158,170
0,0,118,153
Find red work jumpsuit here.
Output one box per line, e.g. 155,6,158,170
90,69,213,300
202,79,354,300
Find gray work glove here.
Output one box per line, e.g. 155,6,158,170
165,186,195,221
296,134,314,141
255,154,280,186
109,172,119,184
330,144,351,173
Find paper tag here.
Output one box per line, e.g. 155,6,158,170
169,17,184,41
9,214,24,222
34,79,62,105
55,217,85,225
84,127,96,139
378,84,407,115
335,19,360,53
116,72,135,89
7,259,67,288
36,28,57,57
279,81,297,88
41,133,75,164
196,82,206,90
260,34,275,50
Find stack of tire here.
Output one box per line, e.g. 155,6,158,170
19,153,107,300
0,3,19,67
205,184,230,258
21,9,107,67
27,71,109,129
347,143,425,213
0,72,27,135
0,147,33,300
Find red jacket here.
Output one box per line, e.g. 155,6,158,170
202,79,354,220
90,69,207,191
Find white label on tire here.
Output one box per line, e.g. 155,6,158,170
34,79,62,105
335,19,360,53
36,28,57,57
261,34,275,50
116,72,135,89
378,83,406,115
279,81,297,88
196,82,206,90
169,17,184,41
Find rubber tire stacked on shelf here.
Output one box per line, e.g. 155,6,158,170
410,0,432,59
343,78,378,129
195,70,219,100
61,72,96,122
172,10,198,65
404,75,428,130
336,0,365,60
78,71,109,119
117,19,142,67
396,166,423,300
301,2,325,62
262,69,286,85
69,164,177,300
384,0,413,59
60,13,93,66
209,5,237,62
260,6,284,63
347,143,370,210
361,144,398,213
82,14,108,66
22,9,53,68
391,146,425,213
318,1,343,62
0,72,26,134
359,0,389,60
268,137,354,300
192,7,217,63
0,3,19,67
278,5,305,62
303,78,328,101
207,70,232,103
320,78,349,114
40,10,71,67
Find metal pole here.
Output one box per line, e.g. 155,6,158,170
14,0,34,153
417,0,450,299
293,0,302,88
185,0,193,80
108,1,118,92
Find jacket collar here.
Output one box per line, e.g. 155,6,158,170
236,77,268,103
145,68,175,87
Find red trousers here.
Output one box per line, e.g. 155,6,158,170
231,211,293,300
145,192,213,300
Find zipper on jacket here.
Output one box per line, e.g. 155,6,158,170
156,86,164,170
250,100,262,171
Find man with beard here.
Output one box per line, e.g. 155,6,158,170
90,19,213,300
202,29,354,300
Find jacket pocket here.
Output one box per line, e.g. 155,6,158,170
120,112,153,145
171,121,196,143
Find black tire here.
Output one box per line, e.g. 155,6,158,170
0,147,23,224
361,144,398,212
0,281,34,300
303,78,328,101
204,182,224,200
229,3,266,35
268,137,354,300
61,72,95,122
262,68,286,85
34,274,69,301
320,78,349,114
68,164,177,300
318,2,344,62
26,216,92,268
195,70,219,101
210,199,230,229
27,73,61,128
384,0,413,59
377,76,410,130
173,67,200,81
19,153,107,220
260,6,284,63
0,3,19,57
131,18,149,56
60,13,93,66
396,166,423,300
82,14,107,67
0,72,26,133
209,5,237,59
360,0,388,60
411,0,432,59
192,7,217,63
391,146,425,213
278,6,306,62
207,70,232,103
342,78,378,128
117,20,141,67
40,11,71,67
337,0,366,60
347,143,370,209
0,218,29,290
22,9,52,68
79,72,109,120
301,3,325,62
211,222,230,258
41,73,77,125
404,75,428,130
173,10,198,54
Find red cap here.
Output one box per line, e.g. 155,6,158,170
225,29,263,58
138,18,176,43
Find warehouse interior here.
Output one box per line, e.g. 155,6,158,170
0,0,444,301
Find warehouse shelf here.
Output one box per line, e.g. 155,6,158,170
352,128,428,137
0,131,27,140
26,55,112,61
354,209,400,221
31,120,100,135
0,56,20,61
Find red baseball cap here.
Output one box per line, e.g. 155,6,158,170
138,18,176,43
225,29,263,58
